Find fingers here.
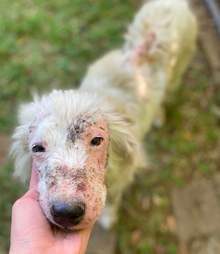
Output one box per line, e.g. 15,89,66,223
11,165,49,234
56,227,93,254
10,193,51,251
71,228,92,254
29,165,38,190
78,227,92,254
22,165,39,200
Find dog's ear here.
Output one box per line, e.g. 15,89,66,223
10,102,39,183
107,113,145,170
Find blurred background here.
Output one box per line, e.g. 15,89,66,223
0,0,219,253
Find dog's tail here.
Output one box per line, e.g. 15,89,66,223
124,0,198,90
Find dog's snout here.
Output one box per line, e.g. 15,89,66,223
51,201,86,228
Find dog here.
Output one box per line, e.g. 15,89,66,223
11,0,197,230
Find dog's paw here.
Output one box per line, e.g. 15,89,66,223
153,108,166,128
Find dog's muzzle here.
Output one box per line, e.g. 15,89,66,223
50,200,86,228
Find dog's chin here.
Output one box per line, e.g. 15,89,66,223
48,218,93,231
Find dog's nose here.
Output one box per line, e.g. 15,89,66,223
51,201,85,228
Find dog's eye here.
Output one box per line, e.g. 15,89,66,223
32,144,46,153
90,137,104,146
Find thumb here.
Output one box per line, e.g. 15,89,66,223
54,226,92,254
29,165,38,190
10,168,51,247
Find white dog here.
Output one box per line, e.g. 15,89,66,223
11,0,197,230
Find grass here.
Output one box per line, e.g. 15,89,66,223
0,0,137,133
0,0,219,253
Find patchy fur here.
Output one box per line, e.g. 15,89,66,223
11,0,197,229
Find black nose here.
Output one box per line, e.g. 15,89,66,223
51,201,85,228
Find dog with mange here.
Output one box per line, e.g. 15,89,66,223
11,0,197,230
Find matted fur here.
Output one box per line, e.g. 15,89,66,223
11,0,197,229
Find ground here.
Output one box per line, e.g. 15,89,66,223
0,1,219,253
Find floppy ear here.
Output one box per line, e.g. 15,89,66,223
109,120,138,166
10,102,38,183
104,112,147,206
107,113,146,171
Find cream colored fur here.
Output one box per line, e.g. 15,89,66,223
11,0,197,228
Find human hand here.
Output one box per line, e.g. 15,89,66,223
9,168,92,254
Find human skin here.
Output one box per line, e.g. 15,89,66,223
9,168,92,254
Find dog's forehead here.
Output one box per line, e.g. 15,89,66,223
67,115,92,142
67,114,108,143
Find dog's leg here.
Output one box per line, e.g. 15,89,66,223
99,205,116,230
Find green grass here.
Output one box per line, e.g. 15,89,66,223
0,0,220,253
0,0,136,133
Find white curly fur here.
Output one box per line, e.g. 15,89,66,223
11,0,197,228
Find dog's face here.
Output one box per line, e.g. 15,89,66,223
30,114,109,229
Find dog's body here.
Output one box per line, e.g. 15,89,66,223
11,0,197,230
